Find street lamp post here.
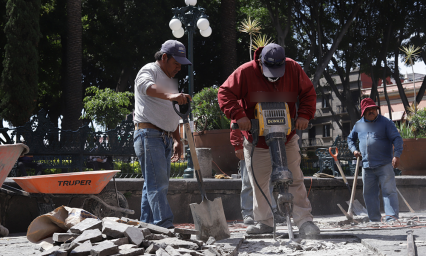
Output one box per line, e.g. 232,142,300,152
169,0,211,178
169,0,212,104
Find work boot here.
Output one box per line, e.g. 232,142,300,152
273,210,286,224
246,223,273,234
299,221,320,238
243,215,255,225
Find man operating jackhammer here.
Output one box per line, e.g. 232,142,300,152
133,39,191,229
347,98,403,222
218,43,320,236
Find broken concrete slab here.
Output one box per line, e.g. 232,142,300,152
214,237,244,256
206,236,215,245
102,220,131,238
110,244,145,256
165,245,182,256
90,241,119,256
124,226,144,246
69,218,102,234
138,222,173,236
153,238,199,250
109,236,129,246
69,240,92,256
60,241,79,252
37,241,54,252
39,245,60,256
176,233,191,240
52,232,80,243
146,234,169,240
156,247,171,256
73,229,103,244
146,243,161,254
203,248,220,256
139,227,152,237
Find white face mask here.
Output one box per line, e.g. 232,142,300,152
266,76,280,82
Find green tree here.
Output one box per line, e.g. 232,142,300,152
37,0,67,127
1,0,41,126
81,86,133,131
220,0,237,82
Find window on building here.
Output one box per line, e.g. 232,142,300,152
322,95,330,108
323,124,331,137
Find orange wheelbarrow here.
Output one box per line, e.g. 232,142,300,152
1,144,134,221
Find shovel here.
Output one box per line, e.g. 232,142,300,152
172,100,230,242
329,148,367,218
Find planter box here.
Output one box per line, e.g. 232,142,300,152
193,129,239,176
399,138,426,175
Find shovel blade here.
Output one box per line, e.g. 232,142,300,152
346,200,368,216
190,197,230,242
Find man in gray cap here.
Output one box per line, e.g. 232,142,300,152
133,40,191,228
218,43,319,236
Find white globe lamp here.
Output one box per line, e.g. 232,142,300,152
169,19,182,31
200,26,212,37
172,27,185,38
185,0,197,6
197,18,209,31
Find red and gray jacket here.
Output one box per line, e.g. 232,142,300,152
219,47,317,149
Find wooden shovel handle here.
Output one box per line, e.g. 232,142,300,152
184,123,207,200
348,157,360,215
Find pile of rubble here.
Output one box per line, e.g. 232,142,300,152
37,217,236,256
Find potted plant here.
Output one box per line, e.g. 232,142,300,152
191,86,239,175
398,107,426,175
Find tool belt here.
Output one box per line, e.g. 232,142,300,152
135,122,173,137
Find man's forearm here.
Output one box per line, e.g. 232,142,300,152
146,84,171,101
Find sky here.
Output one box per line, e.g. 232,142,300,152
399,59,426,75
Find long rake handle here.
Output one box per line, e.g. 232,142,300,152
329,147,351,193
348,157,360,216
184,122,207,201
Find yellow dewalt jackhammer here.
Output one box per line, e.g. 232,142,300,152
232,102,299,240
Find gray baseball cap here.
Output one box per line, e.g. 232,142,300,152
160,40,192,65
260,43,286,78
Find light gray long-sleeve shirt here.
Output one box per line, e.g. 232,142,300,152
134,62,180,132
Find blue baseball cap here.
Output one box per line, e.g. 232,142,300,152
160,40,192,65
260,43,286,78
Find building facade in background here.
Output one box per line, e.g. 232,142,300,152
300,69,426,153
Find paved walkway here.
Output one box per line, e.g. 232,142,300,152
1,212,425,255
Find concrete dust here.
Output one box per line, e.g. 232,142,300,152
238,237,374,256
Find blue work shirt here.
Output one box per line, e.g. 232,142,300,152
347,115,403,169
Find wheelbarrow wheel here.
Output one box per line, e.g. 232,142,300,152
86,190,129,219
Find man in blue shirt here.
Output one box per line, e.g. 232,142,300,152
347,98,403,222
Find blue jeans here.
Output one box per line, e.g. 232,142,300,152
362,163,399,222
240,160,277,218
133,128,174,228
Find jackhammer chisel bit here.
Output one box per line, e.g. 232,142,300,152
277,182,294,240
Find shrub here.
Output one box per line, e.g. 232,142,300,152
192,87,230,132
